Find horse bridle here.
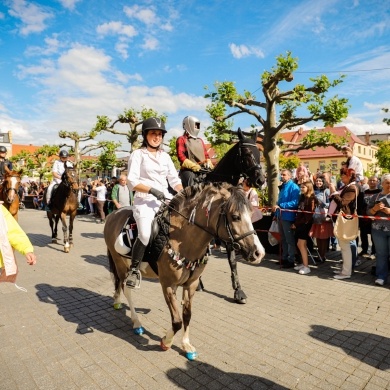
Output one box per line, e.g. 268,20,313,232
164,199,256,251
62,170,79,193
238,142,262,183
1,175,20,203
215,203,256,251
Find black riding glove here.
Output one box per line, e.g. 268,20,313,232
148,188,165,201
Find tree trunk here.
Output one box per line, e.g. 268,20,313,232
264,136,280,206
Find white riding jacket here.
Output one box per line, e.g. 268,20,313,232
52,160,73,184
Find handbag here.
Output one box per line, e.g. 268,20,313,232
268,219,280,246
333,185,359,240
333,212,359,240
313,205,327,225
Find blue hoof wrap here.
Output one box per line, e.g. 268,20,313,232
133,327,145,335
185,351,198,360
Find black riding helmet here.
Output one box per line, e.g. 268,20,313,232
59,150,69,158
141,117,167,138
0,146,7,153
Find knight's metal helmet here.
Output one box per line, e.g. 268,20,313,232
59,150,69,158
183,116,200,138
141,117,167,138
0,146,7,153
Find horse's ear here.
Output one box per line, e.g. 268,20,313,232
5,166,10,174
18,169,24,176
238,127,243,141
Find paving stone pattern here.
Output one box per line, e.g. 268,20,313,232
1,209,390,389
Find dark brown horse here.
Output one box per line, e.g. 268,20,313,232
104,182,265,360
0,167,22,220
45,165,79,252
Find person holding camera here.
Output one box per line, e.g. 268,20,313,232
126,118,182,289
92,180,107,224
329,168,359,280
367,174,390,286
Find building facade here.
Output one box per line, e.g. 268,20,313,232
280,126,380,178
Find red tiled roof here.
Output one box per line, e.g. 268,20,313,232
11,144,98,162
280,126,366,158
12,144,41,155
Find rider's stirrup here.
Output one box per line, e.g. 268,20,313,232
126,270,141,289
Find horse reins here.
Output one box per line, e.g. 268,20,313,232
162,197,256,250
1,175,20,203
62,170,79,194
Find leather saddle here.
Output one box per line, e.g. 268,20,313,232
114,205,170,276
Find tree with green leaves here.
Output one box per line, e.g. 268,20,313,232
383,108,390,126
10,145,59,182
375,141,390,173
205,51,349,204
59,129,121,181
96,143,120,177
93,107,167,152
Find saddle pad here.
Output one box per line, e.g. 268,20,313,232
144,208,171,276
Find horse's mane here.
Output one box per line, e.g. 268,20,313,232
225,186,252,214
169,182,251,214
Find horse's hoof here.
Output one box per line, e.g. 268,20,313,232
234,290,247,304
113,303,123,310
160,339,170,351
185,351,198,360
52,239,57,243
64,248,70,253
133,327,145,335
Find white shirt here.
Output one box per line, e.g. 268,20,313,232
52,159,73,178
244,188,263,223
348,156,363,181
128,148,182,200
95,185,107,201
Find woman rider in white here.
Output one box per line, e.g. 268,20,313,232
126,118,183,288
46,150,73,206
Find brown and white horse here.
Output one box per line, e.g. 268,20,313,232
0,167,22,220
104,182,265,360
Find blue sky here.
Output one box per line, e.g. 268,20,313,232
0,0,389,151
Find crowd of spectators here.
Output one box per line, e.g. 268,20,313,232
273,147,389,286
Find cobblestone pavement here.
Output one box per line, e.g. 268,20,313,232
1,209,390,389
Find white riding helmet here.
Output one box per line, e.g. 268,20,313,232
114,232,132,256
183,116,200,138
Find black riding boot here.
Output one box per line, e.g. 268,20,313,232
126,239,146,289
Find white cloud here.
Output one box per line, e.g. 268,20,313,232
229,43,264,59
8,0,53,35
115,41,129,59
58,0,81,11
141,36,159,51
3,44,207,145
96,21,137,38
0,116,32,140
25,34,62,57
123,5,158,26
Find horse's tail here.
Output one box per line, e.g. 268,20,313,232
107,249,121,292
